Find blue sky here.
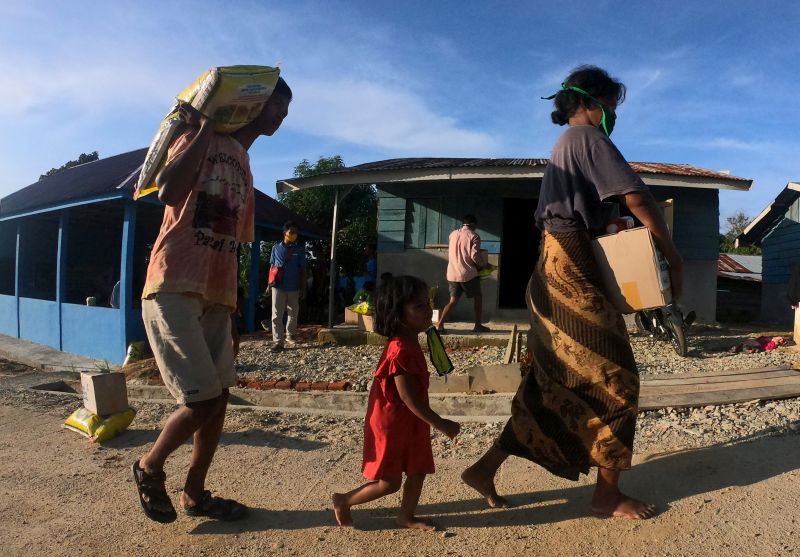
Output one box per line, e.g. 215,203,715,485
1,1,797,230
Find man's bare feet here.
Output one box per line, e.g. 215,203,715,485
461,465,510,509
332,493,353,526
591,493,657,520
397,515,436,531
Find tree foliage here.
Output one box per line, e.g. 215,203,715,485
719,210,760,255
279,156,377,276
40,151,99,180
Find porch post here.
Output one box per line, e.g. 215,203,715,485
56,210,69,350
327,186,341,329
120,200,137,360
247,233,261,333
14,222,21,338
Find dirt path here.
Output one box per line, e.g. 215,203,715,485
1,391,798,556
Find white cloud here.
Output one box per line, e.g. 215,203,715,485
287,78,500,155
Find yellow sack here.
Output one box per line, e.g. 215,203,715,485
478,263,497,280
134,65,281,199
64,407,136,443
347,302,372,315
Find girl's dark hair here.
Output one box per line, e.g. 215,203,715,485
274,77,292,102
550,65,626,126
374,275,428,338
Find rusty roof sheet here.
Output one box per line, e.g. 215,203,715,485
319,158,749,181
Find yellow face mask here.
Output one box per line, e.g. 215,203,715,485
284,232,298,243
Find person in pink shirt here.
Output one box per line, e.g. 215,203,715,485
436,214,490,333
132,78,292,525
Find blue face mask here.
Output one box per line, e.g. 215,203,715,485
543,84,617,137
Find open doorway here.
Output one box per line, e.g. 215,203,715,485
499,198,541,308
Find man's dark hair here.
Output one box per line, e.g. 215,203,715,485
550,65,626,126
374,275,428,338
283,220,297,231
463,214,477,225
274,77,293,102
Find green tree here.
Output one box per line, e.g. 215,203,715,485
720,210,760,255
40,151,99,179
279,156,377,277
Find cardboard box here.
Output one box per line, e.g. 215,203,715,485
81,371,129,416
344,308,375,332
591,227,672,313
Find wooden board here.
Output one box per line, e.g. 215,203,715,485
502,324,518,365
638,365,800,410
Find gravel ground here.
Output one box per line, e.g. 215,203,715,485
235,324,800,391
229,324,800,455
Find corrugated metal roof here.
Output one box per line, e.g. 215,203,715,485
737,182,800,247
320,157,749,181
718,253,762,282
0,148,325,237
0,149,148,217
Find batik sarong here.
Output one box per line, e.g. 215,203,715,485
497,230,639,480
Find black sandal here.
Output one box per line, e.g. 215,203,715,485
131,460,177,524
184,490,248,521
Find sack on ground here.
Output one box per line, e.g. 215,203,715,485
64,407,136,443
134,65,281,199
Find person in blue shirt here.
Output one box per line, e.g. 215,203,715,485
267,221,306,351
365,243,378,284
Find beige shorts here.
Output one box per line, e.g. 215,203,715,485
142,293,235,404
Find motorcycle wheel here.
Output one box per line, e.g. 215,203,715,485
634,312,652,334
666,319,688,357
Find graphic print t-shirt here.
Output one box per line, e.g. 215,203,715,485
142,130,254,309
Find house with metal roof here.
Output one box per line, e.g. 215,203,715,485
278,158,751,324
0,149,324,364
737,181,800,323
716,253,762,322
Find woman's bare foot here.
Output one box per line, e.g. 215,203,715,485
332,493,353,526
461,465,510,509
397,515,436,531
591,492,657,520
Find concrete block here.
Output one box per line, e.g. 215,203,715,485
468,363,522,393
429,374,470,393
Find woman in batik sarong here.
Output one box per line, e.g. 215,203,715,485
462,65,683,519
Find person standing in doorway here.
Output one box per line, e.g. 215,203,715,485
436,214,489,334
268,221,306,352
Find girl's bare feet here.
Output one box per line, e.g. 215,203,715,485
591,492,657,520
332,493,353,527
461,465,510,509
397,515,436,531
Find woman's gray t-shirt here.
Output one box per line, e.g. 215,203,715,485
535,125,648,234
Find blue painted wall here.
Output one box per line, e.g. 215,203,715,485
378,181,510,254
18,297,60,349
0,294,16,336
761,217,800,284
650,186,719,261
377,181,719,261
61,303,122,363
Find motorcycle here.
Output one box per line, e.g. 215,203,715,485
634,303,695,357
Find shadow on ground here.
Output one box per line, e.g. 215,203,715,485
105,427,327,452
188,424,800,534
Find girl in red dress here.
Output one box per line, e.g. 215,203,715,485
333,275,461,530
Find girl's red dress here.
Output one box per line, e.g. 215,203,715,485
362,336,435,480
